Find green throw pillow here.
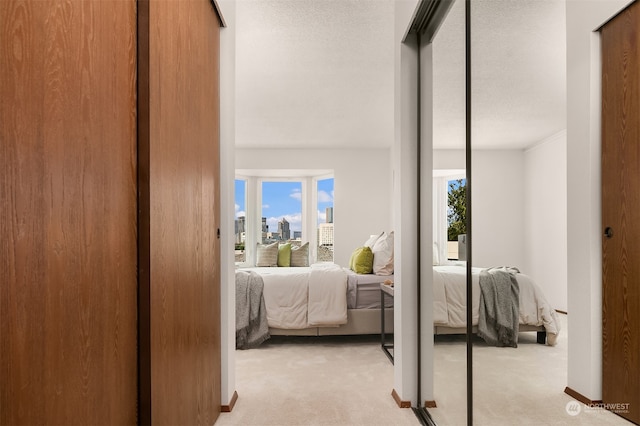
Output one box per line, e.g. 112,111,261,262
349,250,357,270
278,243,292,267
350,246,373,274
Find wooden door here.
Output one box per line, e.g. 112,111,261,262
601,1,640,423
0,1,138,424
138,0,222,424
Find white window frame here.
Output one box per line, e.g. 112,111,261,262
433,169,465,265
233,175,252,266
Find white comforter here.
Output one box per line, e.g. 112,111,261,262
433,265,560,343
242,264,348,329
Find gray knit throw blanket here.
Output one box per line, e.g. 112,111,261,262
235,270,270,349
477,267,520,348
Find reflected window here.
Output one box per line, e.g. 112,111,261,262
447,178,467,260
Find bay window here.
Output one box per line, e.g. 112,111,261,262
234,170,334,266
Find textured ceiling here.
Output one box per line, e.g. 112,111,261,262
235,0,395,149
235,0,566,150
433,0,566,149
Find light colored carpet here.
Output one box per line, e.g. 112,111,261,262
215,335,418,425
430,313,630,426
216,314,631,425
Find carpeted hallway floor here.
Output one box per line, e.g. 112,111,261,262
215,334,418,425
216,314,631,425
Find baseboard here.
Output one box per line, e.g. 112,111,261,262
391,389,412,408
424,400,437,408
564,387,602,406
221,391,238,413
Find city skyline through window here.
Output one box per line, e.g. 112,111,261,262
234,179,247,263
317,178,334,262
234,175,335,264
261,181,302,243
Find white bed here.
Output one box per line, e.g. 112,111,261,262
237,264,394,336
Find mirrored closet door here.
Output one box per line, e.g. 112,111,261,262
428,0,469,423
412,0,567,424
469,0,567,424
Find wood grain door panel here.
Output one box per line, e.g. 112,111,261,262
2,0,222,423
138,0,222,424
601,2,640,424
0,1,138,424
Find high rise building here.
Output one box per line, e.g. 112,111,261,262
278,218,290,241
318,223,334,246
261,217,269,243
325,207,333,224
235,216,245,235
235,216,245,244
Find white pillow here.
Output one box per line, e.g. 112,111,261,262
256,242,278,267
433,242,440,266
290,242,310,267
372,231,394,276
363,232,384,248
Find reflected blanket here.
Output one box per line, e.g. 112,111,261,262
477,267,520,347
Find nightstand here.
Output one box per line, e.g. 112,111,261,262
380,282,394,364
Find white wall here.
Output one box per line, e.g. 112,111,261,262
218,0,236,407
235,148,392,267
472,150,525,268
566,0,633,402
432,149,465,170
392,0,420,407
433,149,525,269
418,36,434,406
524,131,568,312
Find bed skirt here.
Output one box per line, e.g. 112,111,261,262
269,308,394,336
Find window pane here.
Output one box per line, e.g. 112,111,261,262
261,181,302,244
235,179,247,263
447,178,466,260
317,178,334,262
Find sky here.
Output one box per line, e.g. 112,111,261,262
235,178,334,233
